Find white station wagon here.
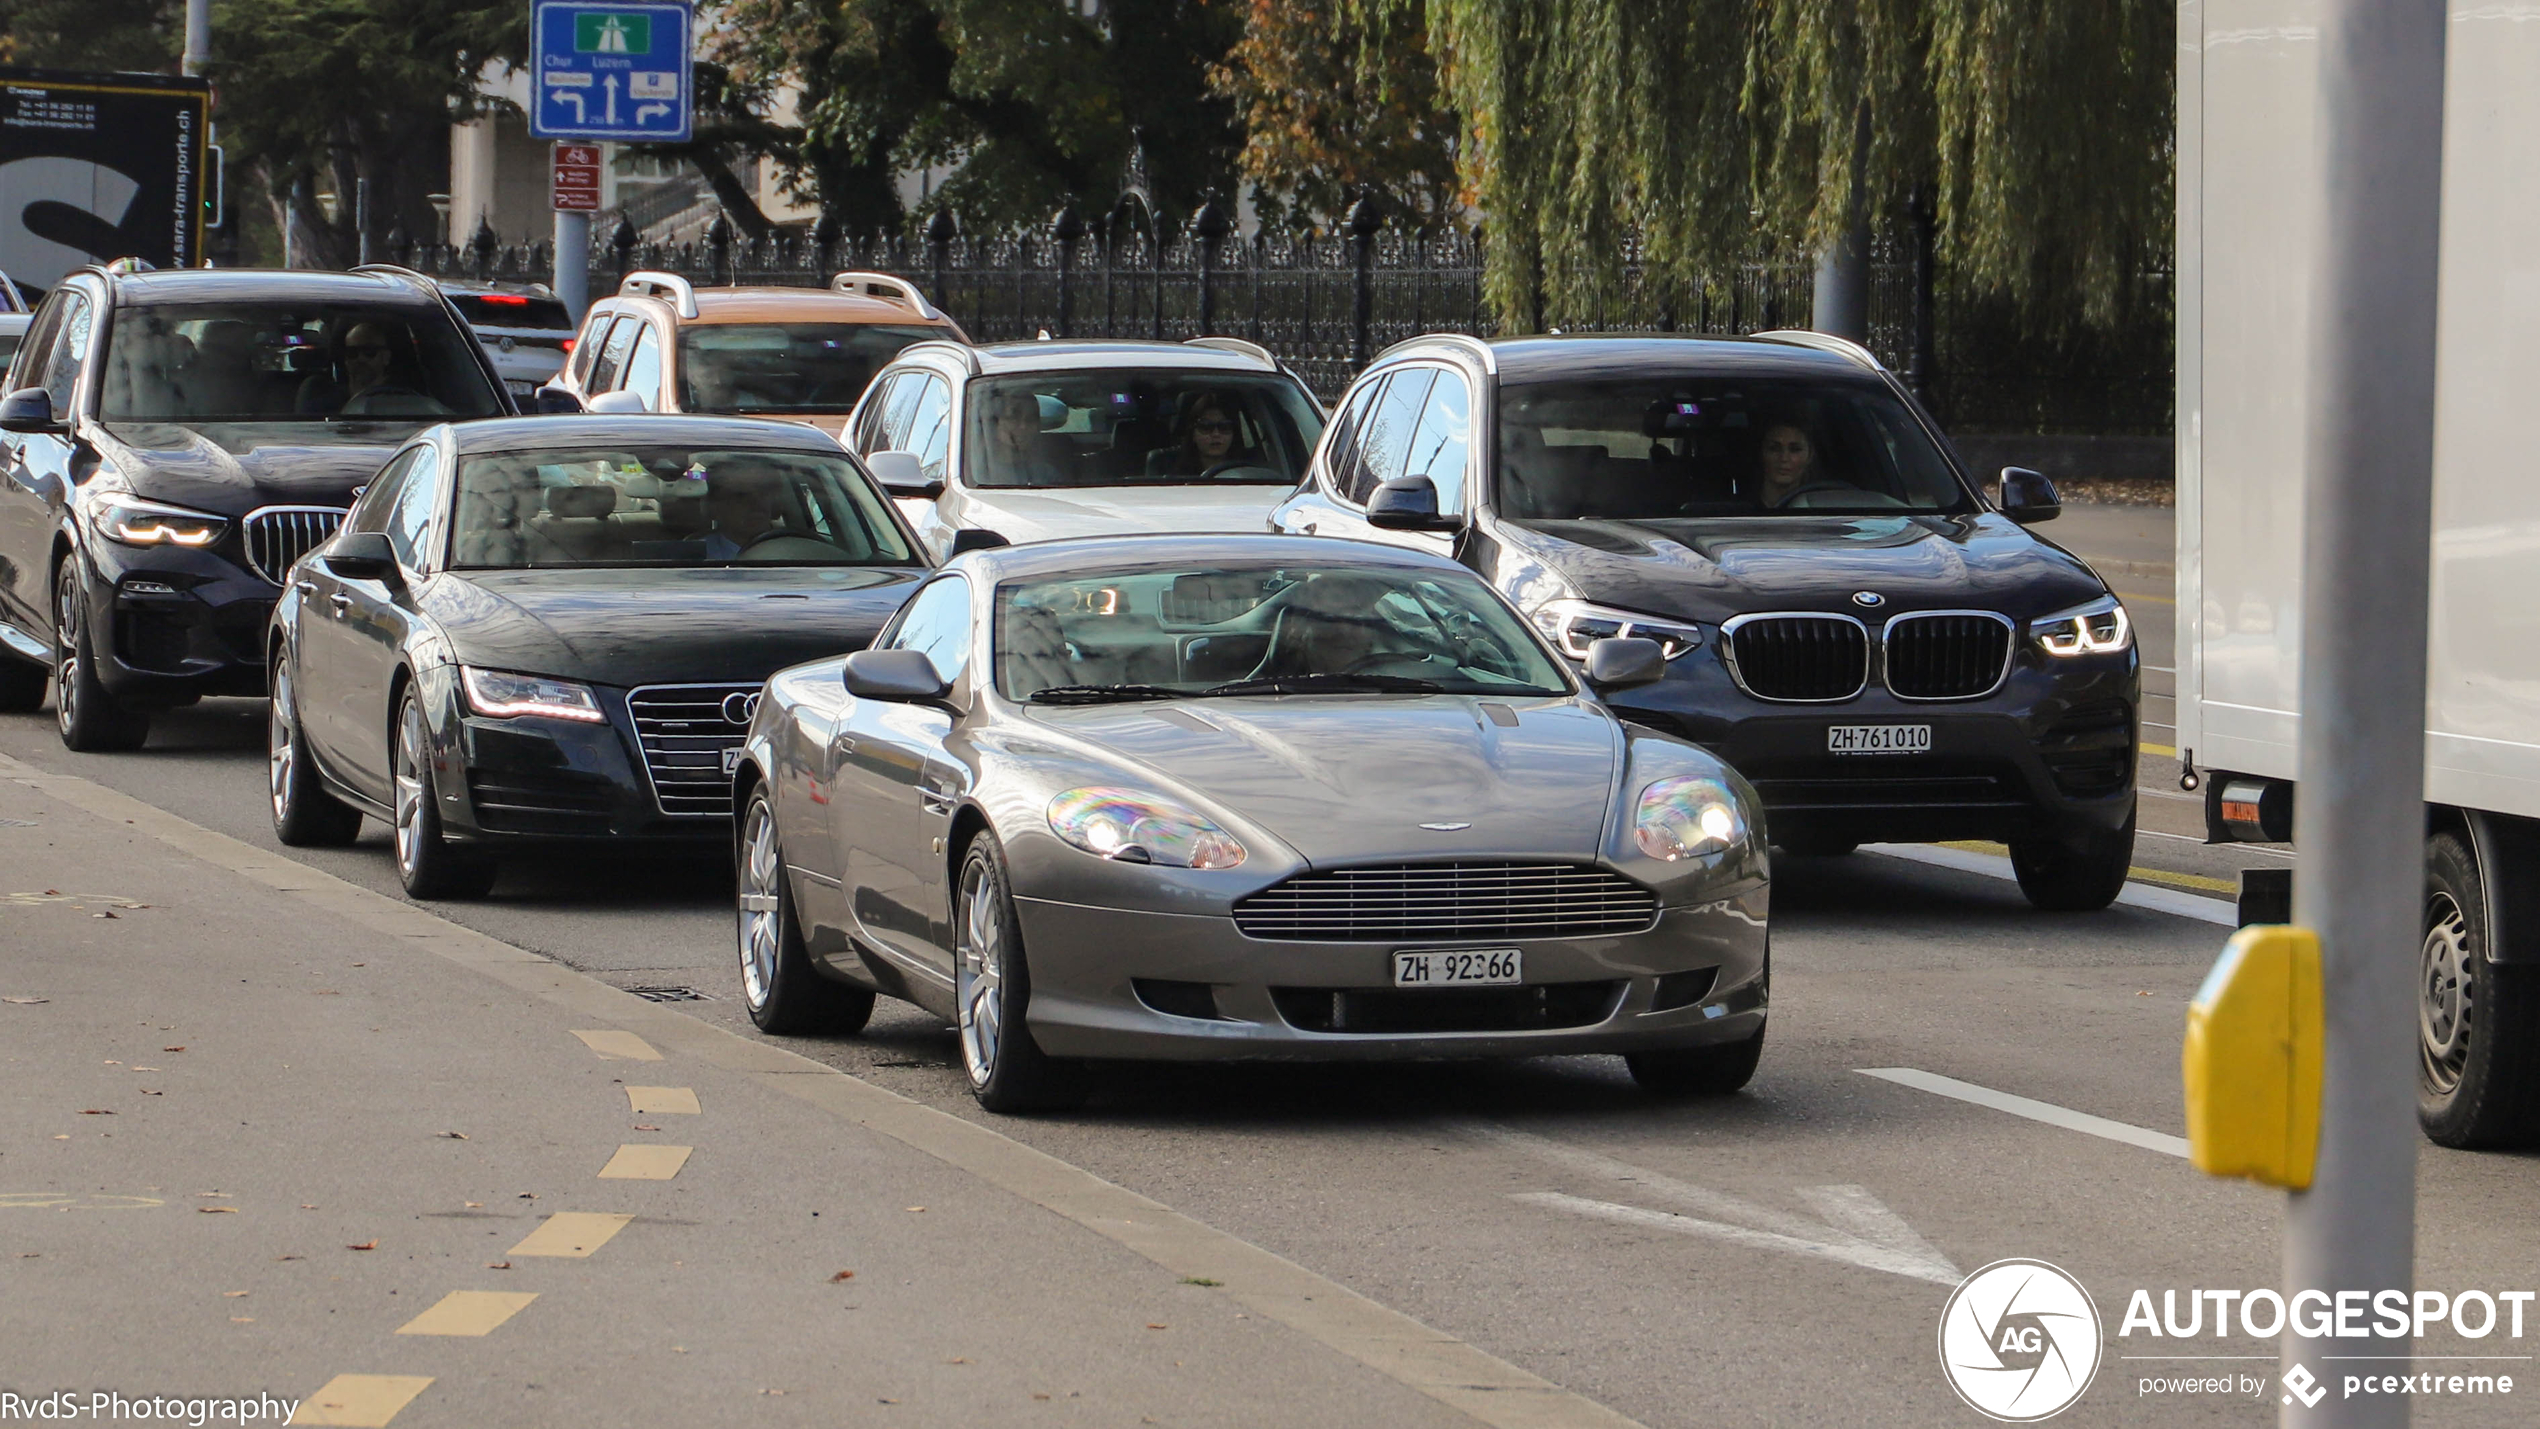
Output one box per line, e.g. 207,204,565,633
843,337,1325,559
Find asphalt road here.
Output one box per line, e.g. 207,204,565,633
3,502,2522,1428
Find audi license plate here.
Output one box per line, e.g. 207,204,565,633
1394,948,1522,987
1828,723,1932,756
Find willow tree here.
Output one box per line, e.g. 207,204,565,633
1395,0,2170,331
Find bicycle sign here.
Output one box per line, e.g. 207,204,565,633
529,1,692,143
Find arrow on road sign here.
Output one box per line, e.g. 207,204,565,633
550,91,585,123
635,102,669,124
602,74,619,125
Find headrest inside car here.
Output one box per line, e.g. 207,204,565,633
546,485,618,519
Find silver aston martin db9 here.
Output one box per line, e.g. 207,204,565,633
729,534,1770,1111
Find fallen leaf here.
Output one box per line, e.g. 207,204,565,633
671,1346,686,1354
762,1389,787,1397
132,1066,159,1072
79,1109,113,1115
93,911,116,919
298,1204,317,1210
1032,1393,1051,1401
310,990,338,996
103,1060,119,1065
2,996,47,1005
229,1317,253,1323
518,1192,536,1200
1146,1323,1168,1330
903,1206,925,1213
485,1261,511,1270
275,1256,301,1262
464,1201,483,1208
876,1398,896,1405
197,1206,238,1215
945,1356,967,1364
830,1270,856,1282
224,1291,249,1298
632,1124,659,1131
439,1131,468,1140
163,1046,184,1052
140,1089,162,1096
16,1252,39,1258
198,1192,230,1198
346,1240,377,1251
50,1134,67,1140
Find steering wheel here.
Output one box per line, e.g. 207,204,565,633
741,528,805,551
1344,650,1443,677
1775,481,1860,508
341,385,424,413
1200,460,1269,480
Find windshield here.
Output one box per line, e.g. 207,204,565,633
677,323,937,414
98,302,505,425
965,371,1323,488
1495,376,1972,518
450,444,921,570
994,562,1570,702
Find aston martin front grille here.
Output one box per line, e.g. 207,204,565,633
1724,615,1869,702
1232,863,1658,942
1882,612,2014,699
243,506,346,586
627,683,757,818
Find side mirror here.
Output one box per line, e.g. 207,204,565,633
1583,636,1667,692
0,386,61,434
1998,466,2062,525
867,450,944,500
532,385,584,414
946,528,1009,556
324,529,401,583
841,647,950,702
586,389,651,415
1366,474,1459,532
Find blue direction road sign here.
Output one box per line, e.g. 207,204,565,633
529,1,692,143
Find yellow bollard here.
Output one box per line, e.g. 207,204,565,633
2183,925,2324,1189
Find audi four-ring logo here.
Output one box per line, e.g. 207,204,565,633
722,691,762,726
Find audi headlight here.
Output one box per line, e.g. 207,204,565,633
1528,599,1701,660
1633,775,1747,862
2031,595,2132,657
461,667,608,723
1047,787,1246,870
95,494,226,548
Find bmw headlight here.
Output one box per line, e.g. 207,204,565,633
461,666,608,723
1529,599,1701,660
95,494,226,548
1633,775,1747,862
2030,595,2132,657
1047,787,1246,870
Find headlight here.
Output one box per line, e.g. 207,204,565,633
95,495,226,548
2030,595,2132,657
460,667,608,723
1632,775,1747,862
1529,599,1701,660
1047,787,1246,870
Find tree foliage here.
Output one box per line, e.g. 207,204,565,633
0,0,179,72
1207,0,1462,230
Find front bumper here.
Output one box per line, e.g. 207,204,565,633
436,689,731,844
1009,888,1769,1062
83,538,279,703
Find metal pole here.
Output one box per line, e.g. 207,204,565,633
181,0,210,76
355,178,373,266
2283,3,2446,1424
553,210,590,321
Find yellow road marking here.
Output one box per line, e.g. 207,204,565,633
625,1085,698,1115
2143,741,2177,757
509,1211,634,1258
395,1290,538,1337
599,1144,692,1180
572,1029,661,1061
1939,840,2238,895
290,1375,432,1426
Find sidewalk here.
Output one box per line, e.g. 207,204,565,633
0,758,1545,1429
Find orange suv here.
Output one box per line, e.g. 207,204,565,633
544,270,966,437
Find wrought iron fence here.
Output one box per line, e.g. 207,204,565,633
390,216,2169,434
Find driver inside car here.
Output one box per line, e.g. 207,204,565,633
701,462,789,558
1754,417,1858,508
1149,392,1243,477
1257,573,1405,677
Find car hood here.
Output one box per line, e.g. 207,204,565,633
424,566,925,687
1023,694,1620,863
96,421,422,516
959,484,1287,545
1492,512,2110,623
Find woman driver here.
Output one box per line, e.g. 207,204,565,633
1755,419,1824,508
1154,393,1242,476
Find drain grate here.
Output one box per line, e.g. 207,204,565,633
623,985,716,1003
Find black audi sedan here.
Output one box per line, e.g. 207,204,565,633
267,414,930,898
0,264,516,750
1272,332,2138,910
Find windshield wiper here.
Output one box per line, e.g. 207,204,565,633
1025,683,1187,705
1202,673,1446,697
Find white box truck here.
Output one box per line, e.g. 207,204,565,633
2178,0,2540,1148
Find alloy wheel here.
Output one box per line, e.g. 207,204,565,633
2421,892,2476,1095
53,576,79,738
269,661,297,823
393,701,426,878
737,799,783,1009
955,856,1005,1088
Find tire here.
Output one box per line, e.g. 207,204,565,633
268,653,363,847
735,787,875,1036
953,833,1086,1113
2009,808,2136,912
1627,1024,1766,1096
2417,830,2540,1148
52,561,149,752
0,652,43,713
390,691,496,900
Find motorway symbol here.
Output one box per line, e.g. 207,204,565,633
530,1,692,143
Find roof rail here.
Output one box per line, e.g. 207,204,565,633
620,270,699,319
899,338,982,375
1751,328,1885,372
349,263,444,298
830,270,946,322
1371,332,1498,374
101,256,157,275
1182,336,1277,368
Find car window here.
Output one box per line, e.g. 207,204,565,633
619,325,664,409
10,298,62,394
677,323,937,414
386,448,440,569
877,372,926,451
348,448,422,534
907,375,953,483
40,290,92,414
588,316,639,391
1351,368,1433,503
1321,375,1381,503
567,310,611,383
885,574,972,683
960,370,1325,488
1402,370,1472,513
95,301,504,425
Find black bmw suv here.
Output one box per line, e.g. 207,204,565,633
1272,332,2138,909
0,265,512,749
